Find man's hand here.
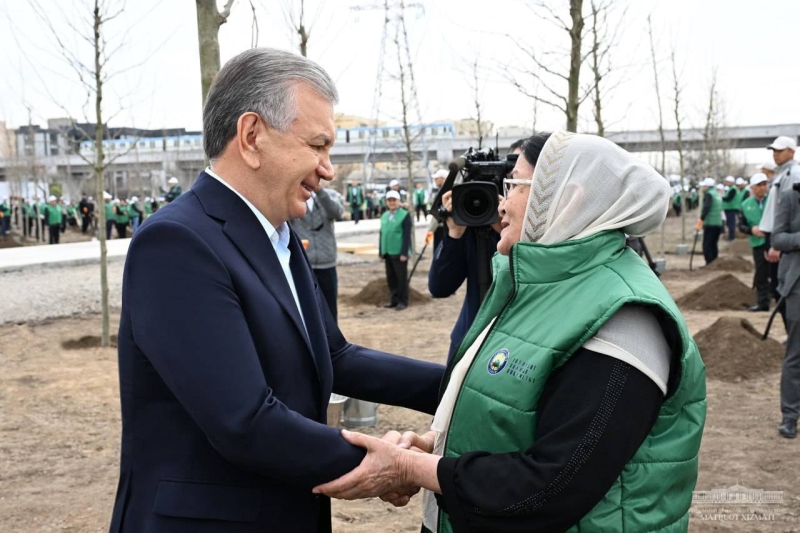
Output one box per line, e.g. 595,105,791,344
313,430,410,500
752,226,765,238
695,220,703,231
441,191,467,239
399,255,408,262
398,430,436,454
766,247,781,263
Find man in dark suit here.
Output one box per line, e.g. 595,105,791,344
109,48,445,533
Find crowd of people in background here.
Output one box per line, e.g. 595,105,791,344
0,177,184,244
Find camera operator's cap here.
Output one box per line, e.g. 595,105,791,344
767,136,797,151
168,176,179,184
700,177,716,187
433,169,449,179
750,173,768,186
761,160,778,171
735,177,746,186
47,195,57,202
385,191,401,200
389,179,399,188
724,176,735,184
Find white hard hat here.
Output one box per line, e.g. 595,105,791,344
386,191,401,200
735,177,746,186
88,196,94,201
700,178,716,187
47,195,57,202
389,179,399,188
724,176,735,184
112,199,120,204
750,173,768,186
130,196,138,203
168,177,179,185
103,191,112,200
433,169,449,179
761,160,778,171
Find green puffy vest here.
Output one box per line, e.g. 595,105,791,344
105,202,114,221
380,208,410,256
433,231,706,533
741,195,767,248
115,205,130,224
44,204,63,226
734,188,747,209
414,188,427,206
703,189,723,227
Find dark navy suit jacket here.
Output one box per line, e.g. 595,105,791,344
110,172,444,533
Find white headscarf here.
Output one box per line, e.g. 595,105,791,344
521,131,669,244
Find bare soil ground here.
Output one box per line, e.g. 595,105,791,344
2,217,799,532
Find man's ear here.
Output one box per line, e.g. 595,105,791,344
236,112,264,170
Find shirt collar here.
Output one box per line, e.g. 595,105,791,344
205,166,283,241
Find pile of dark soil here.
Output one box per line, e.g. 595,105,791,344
676,274,754,311
62,335,118,350
349,278,430,306
693,317,784,382
703,255,753,273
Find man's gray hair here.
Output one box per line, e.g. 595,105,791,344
203,48,339,160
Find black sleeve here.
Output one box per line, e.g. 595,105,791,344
436,348,663,533
402,213,412,256
738,210,753,235
700,192,712,221
428,234,469,298
724,188,737,202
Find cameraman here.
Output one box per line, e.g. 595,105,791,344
429,138,529,362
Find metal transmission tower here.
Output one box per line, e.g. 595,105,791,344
350,0,430,190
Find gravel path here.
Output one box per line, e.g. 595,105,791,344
0,225,434,325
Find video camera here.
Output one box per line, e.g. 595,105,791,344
431,147,518,227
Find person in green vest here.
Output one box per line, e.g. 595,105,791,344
689,187,698,210
721,175,740,241
315,132,706,533
43,195,63,244
104,194,115,239
739,173,771,312
346,180,365,224
735,176,749,203
379,190,412,310
671,187,682,217
21,198,31,238
39,197,48,242
64,200,78,229
114,199,131,239
128,196,143,234
697,177,723,265
165,177,182,203
143,196,153,217
0,197,9,239
413,182,429,221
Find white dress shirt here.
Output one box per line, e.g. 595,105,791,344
205,167,307,335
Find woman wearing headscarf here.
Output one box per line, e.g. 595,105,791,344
316,131,706,533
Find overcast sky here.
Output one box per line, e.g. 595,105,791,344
1,0,799,140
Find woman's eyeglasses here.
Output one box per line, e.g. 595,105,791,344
503,179,533,199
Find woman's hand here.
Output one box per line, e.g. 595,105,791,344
398,430,436,454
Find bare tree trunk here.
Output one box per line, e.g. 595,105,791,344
195,0,235,105
472,58,484,149
566,0,584,132
394,28,416,259
647,15,666,177
298,0,309,57
670,49,687,245
589,0,603,137
87,0,111,347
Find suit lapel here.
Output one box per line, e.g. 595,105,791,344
288,229,330,384
192,172,320,379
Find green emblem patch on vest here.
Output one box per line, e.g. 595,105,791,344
487,349,509,374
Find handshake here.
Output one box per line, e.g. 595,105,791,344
312,429,440,506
